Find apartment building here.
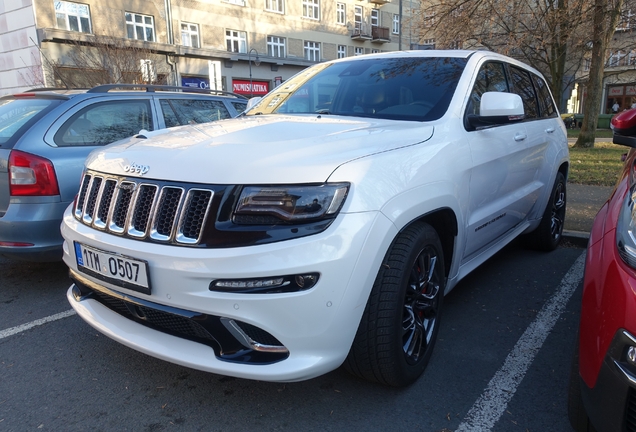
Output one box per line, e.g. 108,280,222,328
0,0,414,96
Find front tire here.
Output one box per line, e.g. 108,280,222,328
344,222,445,387
526,171,566,251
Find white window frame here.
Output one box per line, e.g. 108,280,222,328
337,45,346,58
226,29,247,53
629,51,636,66
354,5,363,30
304,41,320,61
354,47,363,56
126,12,155,42
392,14,400,34
55,1,92,33
584,58,591,71
371,9,379,27
371,49,379,54
303,0,320,20
267,36,286,58
265,0,284,13
609,50,625,67
181,22,200,48
337,3,346,25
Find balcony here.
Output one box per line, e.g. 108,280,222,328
372,26,391,43
351,24,372,41
368,0,391,4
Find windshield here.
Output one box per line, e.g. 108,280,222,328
247,56,468,121
0,97,61,147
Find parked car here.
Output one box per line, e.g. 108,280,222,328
0,85,247,261
569,108,636,431
61,50,568,386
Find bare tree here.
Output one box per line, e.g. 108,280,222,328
419,0,592,111
42,33,170,88
573,0,624,148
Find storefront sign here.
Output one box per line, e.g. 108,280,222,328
181,76,210,89
232,80,269,95
609,86,625,96
626,86,636,96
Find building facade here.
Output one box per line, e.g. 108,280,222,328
0,0,414,96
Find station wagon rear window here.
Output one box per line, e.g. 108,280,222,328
0,98,62,148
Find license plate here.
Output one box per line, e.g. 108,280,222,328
74,242,151,294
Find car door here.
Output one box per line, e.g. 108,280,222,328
462,61,536,260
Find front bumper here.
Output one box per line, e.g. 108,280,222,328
62,206,396,382
580,330,636,432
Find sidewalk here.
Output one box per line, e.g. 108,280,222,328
563,183,615,247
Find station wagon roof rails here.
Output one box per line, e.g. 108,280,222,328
87,84,248,99
26,87,89,92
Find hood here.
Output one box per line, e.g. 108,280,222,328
85,115,434,184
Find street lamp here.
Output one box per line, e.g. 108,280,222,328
248,48,260,97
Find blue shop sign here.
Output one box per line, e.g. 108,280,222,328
181,76,210,89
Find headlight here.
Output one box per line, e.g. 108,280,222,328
234,183,349,224
617,160,636,268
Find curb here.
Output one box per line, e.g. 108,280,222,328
562,230,590,249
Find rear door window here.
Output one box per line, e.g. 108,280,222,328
532,75,558,118
54,100,153,147
0,98,63,148
508,66,539,120
231,101,247,114
159,99,232,128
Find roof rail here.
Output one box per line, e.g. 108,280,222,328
25,87,89,92
87,84,248,99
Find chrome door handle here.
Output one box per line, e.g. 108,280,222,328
514,133,527,142
545,127,555,133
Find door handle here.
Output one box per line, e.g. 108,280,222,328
545,127,555,133
514,133,527,142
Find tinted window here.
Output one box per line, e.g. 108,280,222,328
55,100,153,147
467,62,509,116
0,98,62,148
532,75,557,118
231,101,247,114
248,57,468,122
160,99,232,128
509,66,539,120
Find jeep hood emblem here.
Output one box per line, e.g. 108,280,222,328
123,162,150,176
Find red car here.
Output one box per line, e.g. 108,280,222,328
569,108,636,432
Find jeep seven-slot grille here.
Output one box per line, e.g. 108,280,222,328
74,172,213,245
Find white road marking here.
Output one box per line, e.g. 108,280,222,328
456,251,586,431
0,309,76,340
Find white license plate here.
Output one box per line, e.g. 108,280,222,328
74,242,150,294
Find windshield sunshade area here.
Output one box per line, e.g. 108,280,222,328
248,57,468,121
0,98,61,148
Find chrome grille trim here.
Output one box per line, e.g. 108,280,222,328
75,172,213,245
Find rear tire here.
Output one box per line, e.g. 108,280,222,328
526,171,566,251
344,222,445,387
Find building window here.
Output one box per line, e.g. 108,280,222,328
354,47,363,56
423,12,436,28
302,0,320,20
609,50,625,67
181,22,200,48
371,9,379,27
629,50,636,66
392,14,400,34
265,0,284,13
55,1,91,33
423,39,436,49
337,45,346,58
371,49,379,53
337,3,345,25
126,12,155,42
304,41,320,61
584,58,591,71
267,36,286,57
226,30,247,53
354,5,363,31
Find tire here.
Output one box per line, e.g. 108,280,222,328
344,222,445,387
525,171,566,251
568,334,596,432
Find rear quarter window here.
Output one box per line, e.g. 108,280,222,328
54,100,153,147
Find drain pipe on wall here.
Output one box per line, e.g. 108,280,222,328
164,0,179,86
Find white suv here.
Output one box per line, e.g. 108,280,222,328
61,50,568,387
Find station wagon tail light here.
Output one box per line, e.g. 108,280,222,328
8,150,60,196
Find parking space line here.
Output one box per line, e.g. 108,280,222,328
456,251,586,431
0,309,76,340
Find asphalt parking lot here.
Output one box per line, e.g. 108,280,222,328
0,240,584,432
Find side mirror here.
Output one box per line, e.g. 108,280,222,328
467,92,525,130
612,108,636,148
245,97,263,113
